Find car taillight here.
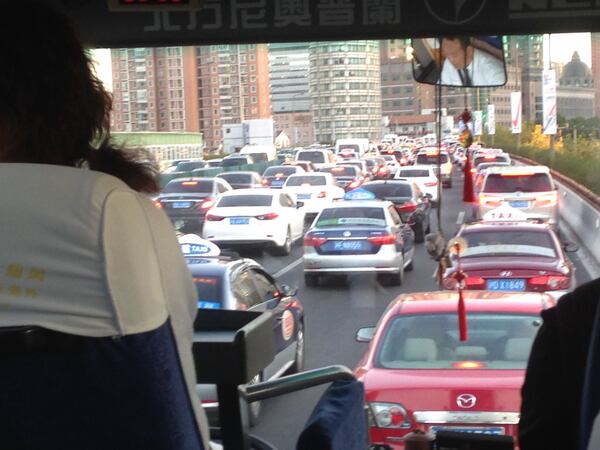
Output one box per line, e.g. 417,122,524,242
424,181,438,187
536,191,558,206
154,201,163,209
317,191,327,198
256,212,279,220
367,234,396,245
369,402,412,429
200,198,215,209
529,275,570,291
261,179,269,186
465,276,486,288
470,168,476,174
478,194,502,207
347,179,361,190
304,234,327,247
397,201,417,213
206,214,225,221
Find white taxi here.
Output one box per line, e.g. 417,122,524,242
282,173,345,221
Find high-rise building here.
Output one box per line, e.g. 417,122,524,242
309,41,382,143
196,44,271,150
504,35,544,123
489,64,522,128
111,47,199,133
269,43,313,146
590,33,600,118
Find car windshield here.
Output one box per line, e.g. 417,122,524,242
399,169,430,177
483,173,553,193
163,179,213,194
460,230,557,258
218,195,273,207
263,166,296,177
296,151,325,163
377,313,540,370
416,154,449,164
316,207,386,227
361,183,412,198
176,161,205,172
218,173,253,184
321,166,357,177
285,175,327,186
193,275,224,309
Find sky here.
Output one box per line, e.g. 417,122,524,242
91,33,594,92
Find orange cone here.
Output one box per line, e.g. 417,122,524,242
463,152,475,203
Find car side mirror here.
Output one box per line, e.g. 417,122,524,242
296,201,305,208
563,241,579,253
280,284,298,297
355,327,376,343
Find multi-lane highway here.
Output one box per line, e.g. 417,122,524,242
251,171,593,450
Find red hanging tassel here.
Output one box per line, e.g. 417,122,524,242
458,289,468,342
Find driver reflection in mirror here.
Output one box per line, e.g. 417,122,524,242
439,37,506,87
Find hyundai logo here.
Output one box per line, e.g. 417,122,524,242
457,394,477,409
500,271,513,277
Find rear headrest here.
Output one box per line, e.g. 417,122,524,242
404,338,438,361
455,346,488,361
504,338,533,361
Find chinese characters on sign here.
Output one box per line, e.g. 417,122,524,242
0,264,45,299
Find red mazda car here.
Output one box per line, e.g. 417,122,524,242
355,291,554,449
443,221,576,300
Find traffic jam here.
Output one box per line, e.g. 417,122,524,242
152,137,578,448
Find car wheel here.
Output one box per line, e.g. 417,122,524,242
413,222,425,243
290,321,305,374
388,257,404,286
304,273,318,287
273,228,292,256
247,372,263,427
405,257,414,271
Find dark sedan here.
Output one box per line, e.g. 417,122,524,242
216,171,263,189
319,165,364,191
262,165,304,188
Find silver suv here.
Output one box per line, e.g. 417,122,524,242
476,165,558,228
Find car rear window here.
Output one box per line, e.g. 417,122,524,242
222,158,249,167
285,175,327,186
378,313,540,370
194,276,224,309
399,169,430,178
460,230,557,258
297,151,326,164
361,183,412,198
218,195,273,207
218,173,252,184
316,207,386,227
321,166,357,177
175,161,205,172
163,179,213,193
474,155,509,166
483,173,553,193
264,166,296,177
416,154,449,164
249,153,268,162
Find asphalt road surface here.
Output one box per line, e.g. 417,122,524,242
249,170,592,450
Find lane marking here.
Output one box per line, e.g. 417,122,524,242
273,257,303,278
456,211,465,225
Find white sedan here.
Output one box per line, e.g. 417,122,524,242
282,173,345,220
396,165,440,203
202,189,305,256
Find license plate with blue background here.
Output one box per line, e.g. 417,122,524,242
230,217,250,225
487,279,526,291
430,426,504,435
297,194,311,199
172,201,192,209
509,201,529,208
271,180,284,187
331,240,367,251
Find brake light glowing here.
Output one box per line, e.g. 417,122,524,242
182,181,198,186
367,234,396,245
200,199,215,209
452,361,486,369
317,191,327,198
332,167,345,173
256,212,279,220
470,168,476,173
528,275,570,291
500,171,534,177
304,234,327,247
465,276,486,287
425,181,438,187
154,201,163,209
397,201,417,213
484,155,496,160
536,191,557,206
206,214,224,221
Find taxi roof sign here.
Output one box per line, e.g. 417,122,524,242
178,234,220,257
344,188,376,201
483,205,527,222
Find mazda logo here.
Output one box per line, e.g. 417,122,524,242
457,394,477,409
425,0,487,25
500,271,513,277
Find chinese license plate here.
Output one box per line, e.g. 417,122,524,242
487,279,526,291
230,217,250,225
430,426,505,435
297,193,311,200
172,201,192,209
332,240,365,251
271,180,284,187
509,200,529,208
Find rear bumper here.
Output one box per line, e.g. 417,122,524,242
303,248,402,274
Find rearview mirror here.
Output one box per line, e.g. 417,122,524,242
355,327,376,343
280,284,298,297
563,242,579,253
411,36,507,87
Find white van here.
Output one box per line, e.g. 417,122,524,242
335,138,369,157
239,144,277,163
